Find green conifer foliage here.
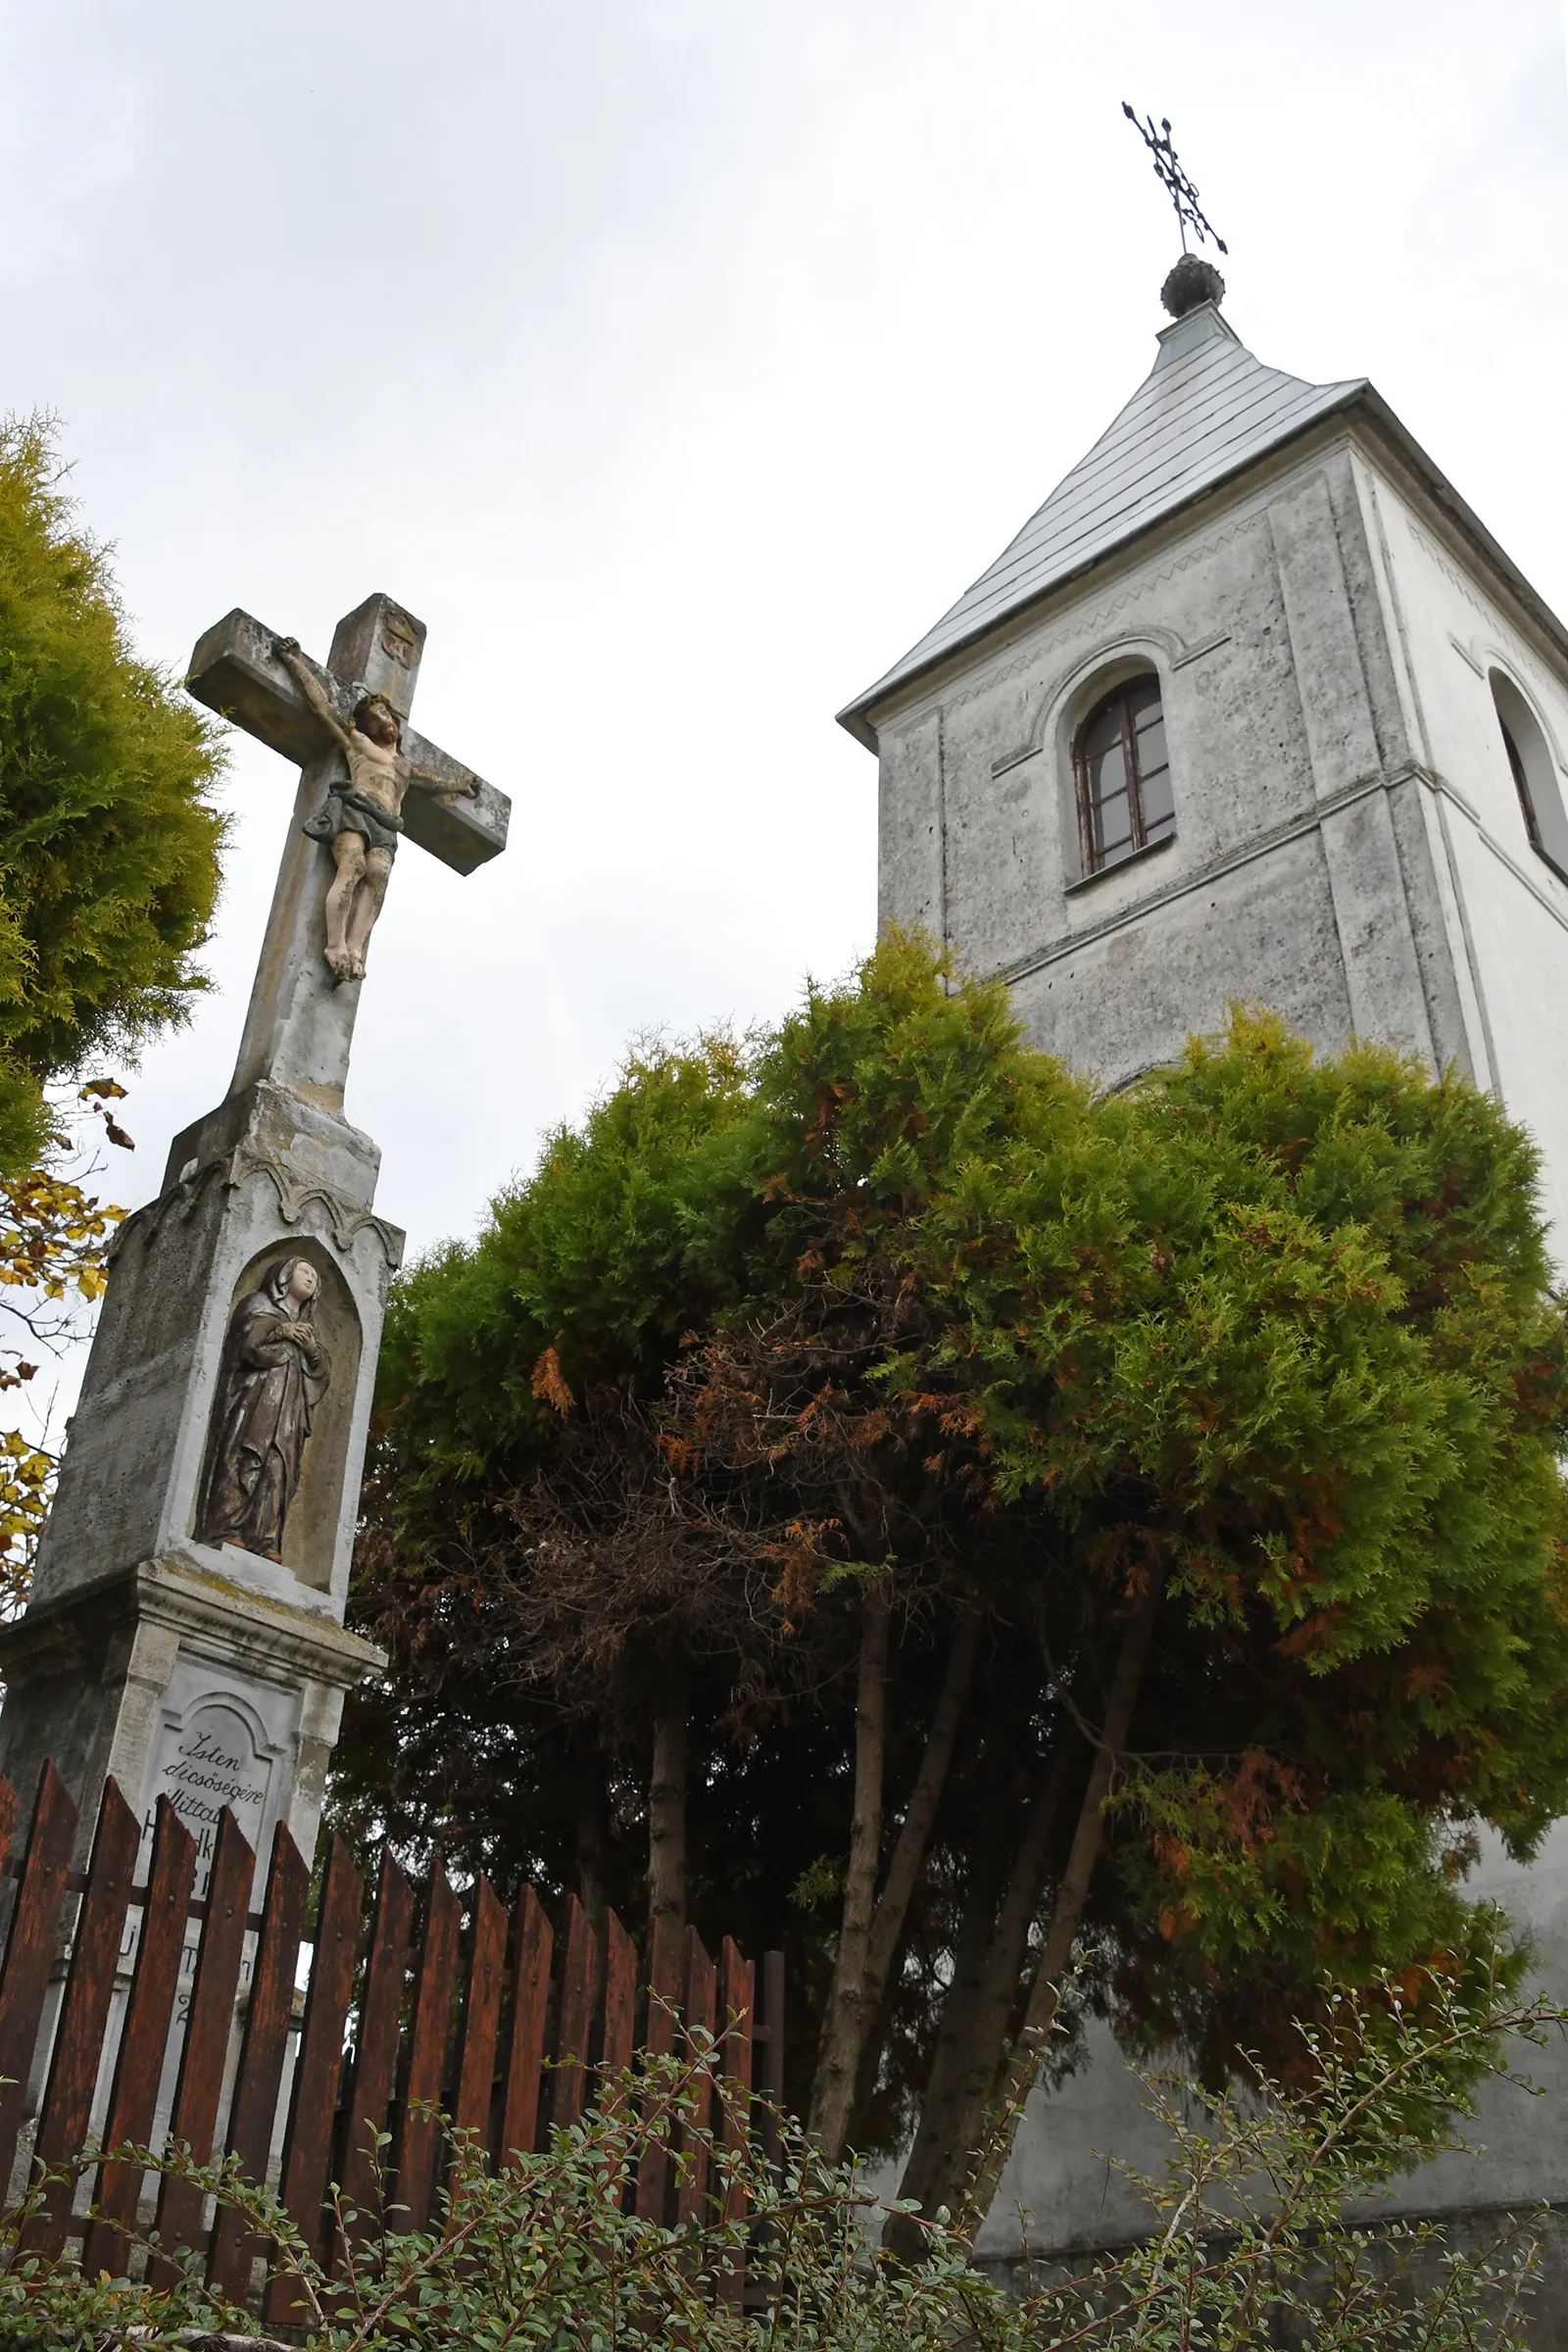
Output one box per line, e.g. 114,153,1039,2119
350,931,1568,2222
0,416,224,1170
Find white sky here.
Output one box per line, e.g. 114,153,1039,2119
3,0,1566,1302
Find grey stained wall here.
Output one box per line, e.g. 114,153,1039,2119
875,422,1568,1234
867,413,1568,2259
880,434,1483,1091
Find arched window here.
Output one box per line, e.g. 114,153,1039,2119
1492,672,1568,882
1073,673,1173,876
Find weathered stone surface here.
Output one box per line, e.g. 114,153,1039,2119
29,1083,395,1618
0,1554,378,1881
189,601,507,1110
0,1077,396,1867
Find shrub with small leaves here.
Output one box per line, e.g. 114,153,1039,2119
0,1968,1559,2351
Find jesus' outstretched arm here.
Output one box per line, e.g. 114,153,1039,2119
273,637,356,760
404,747,482,800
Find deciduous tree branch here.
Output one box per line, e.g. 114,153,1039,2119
809,1581,891,2155
958,1573,1166,2234
892,1734,1077,2245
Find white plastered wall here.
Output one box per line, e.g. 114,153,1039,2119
1358,457,1568,1262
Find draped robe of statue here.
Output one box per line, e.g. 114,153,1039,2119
196,1259,330,1559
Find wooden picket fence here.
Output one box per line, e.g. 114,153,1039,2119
0,1761,783,2317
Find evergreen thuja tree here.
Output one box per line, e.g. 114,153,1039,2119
885,1006,1568,2239
0,414,224,1156
346,932,1568,2241
0,414,225,1584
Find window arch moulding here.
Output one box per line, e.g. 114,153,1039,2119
1489,666,1568,884
1450,632,1568,763
988,621,1213,781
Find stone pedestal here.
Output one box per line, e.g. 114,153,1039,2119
0,1078,399,1878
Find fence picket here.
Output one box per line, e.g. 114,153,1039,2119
452,1878,507,2158
264,1835,363,2327
82,1797,197,2278
549,1894,600,2132
0,1777,17,1882
208,1820,310,2297
0,1762,79,2198
499,1886,552,2166
150,1806,255,2278
675,1929,717,2230
27,1779,141,2254
0,1754,782,2305
600,1909,637,2089
392,1862,462,2232
633,1914,683,2224
338,1849,414,2248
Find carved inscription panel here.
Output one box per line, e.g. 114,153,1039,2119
137,1654,301,1898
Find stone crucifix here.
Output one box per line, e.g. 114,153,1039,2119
0,593,510,1887
185,593,509,1115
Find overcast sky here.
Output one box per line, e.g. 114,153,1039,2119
4,0,1567,1298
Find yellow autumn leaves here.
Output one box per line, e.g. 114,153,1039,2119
0,1083,129,1600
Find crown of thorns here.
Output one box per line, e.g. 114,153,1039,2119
352,692,403,740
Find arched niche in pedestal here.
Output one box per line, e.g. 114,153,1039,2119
191,1237,363,1594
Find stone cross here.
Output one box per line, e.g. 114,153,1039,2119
0,592,511,1888
185,593,510,1114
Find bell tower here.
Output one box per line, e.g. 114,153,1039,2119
841,259,1568,1249
839,261,1568,2261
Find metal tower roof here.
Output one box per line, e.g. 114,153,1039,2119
837,302,1364,749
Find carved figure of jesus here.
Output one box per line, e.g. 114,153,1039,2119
273,636,476,983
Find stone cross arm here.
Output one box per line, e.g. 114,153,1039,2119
186,607,509,875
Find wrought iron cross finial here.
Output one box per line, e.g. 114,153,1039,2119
1121,103,1228,256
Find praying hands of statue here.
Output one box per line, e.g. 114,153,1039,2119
272,635,478,986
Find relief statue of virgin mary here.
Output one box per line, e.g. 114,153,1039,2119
196,1256,330,1561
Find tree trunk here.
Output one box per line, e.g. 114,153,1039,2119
863,1613,980,2019
648,1703,688,1941
843,1615,984,2146
882,1801,1014,2244
808,1581,891,2156
956,1575,1164,2239
890,1738,1076,2250
575,1771,611,1931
